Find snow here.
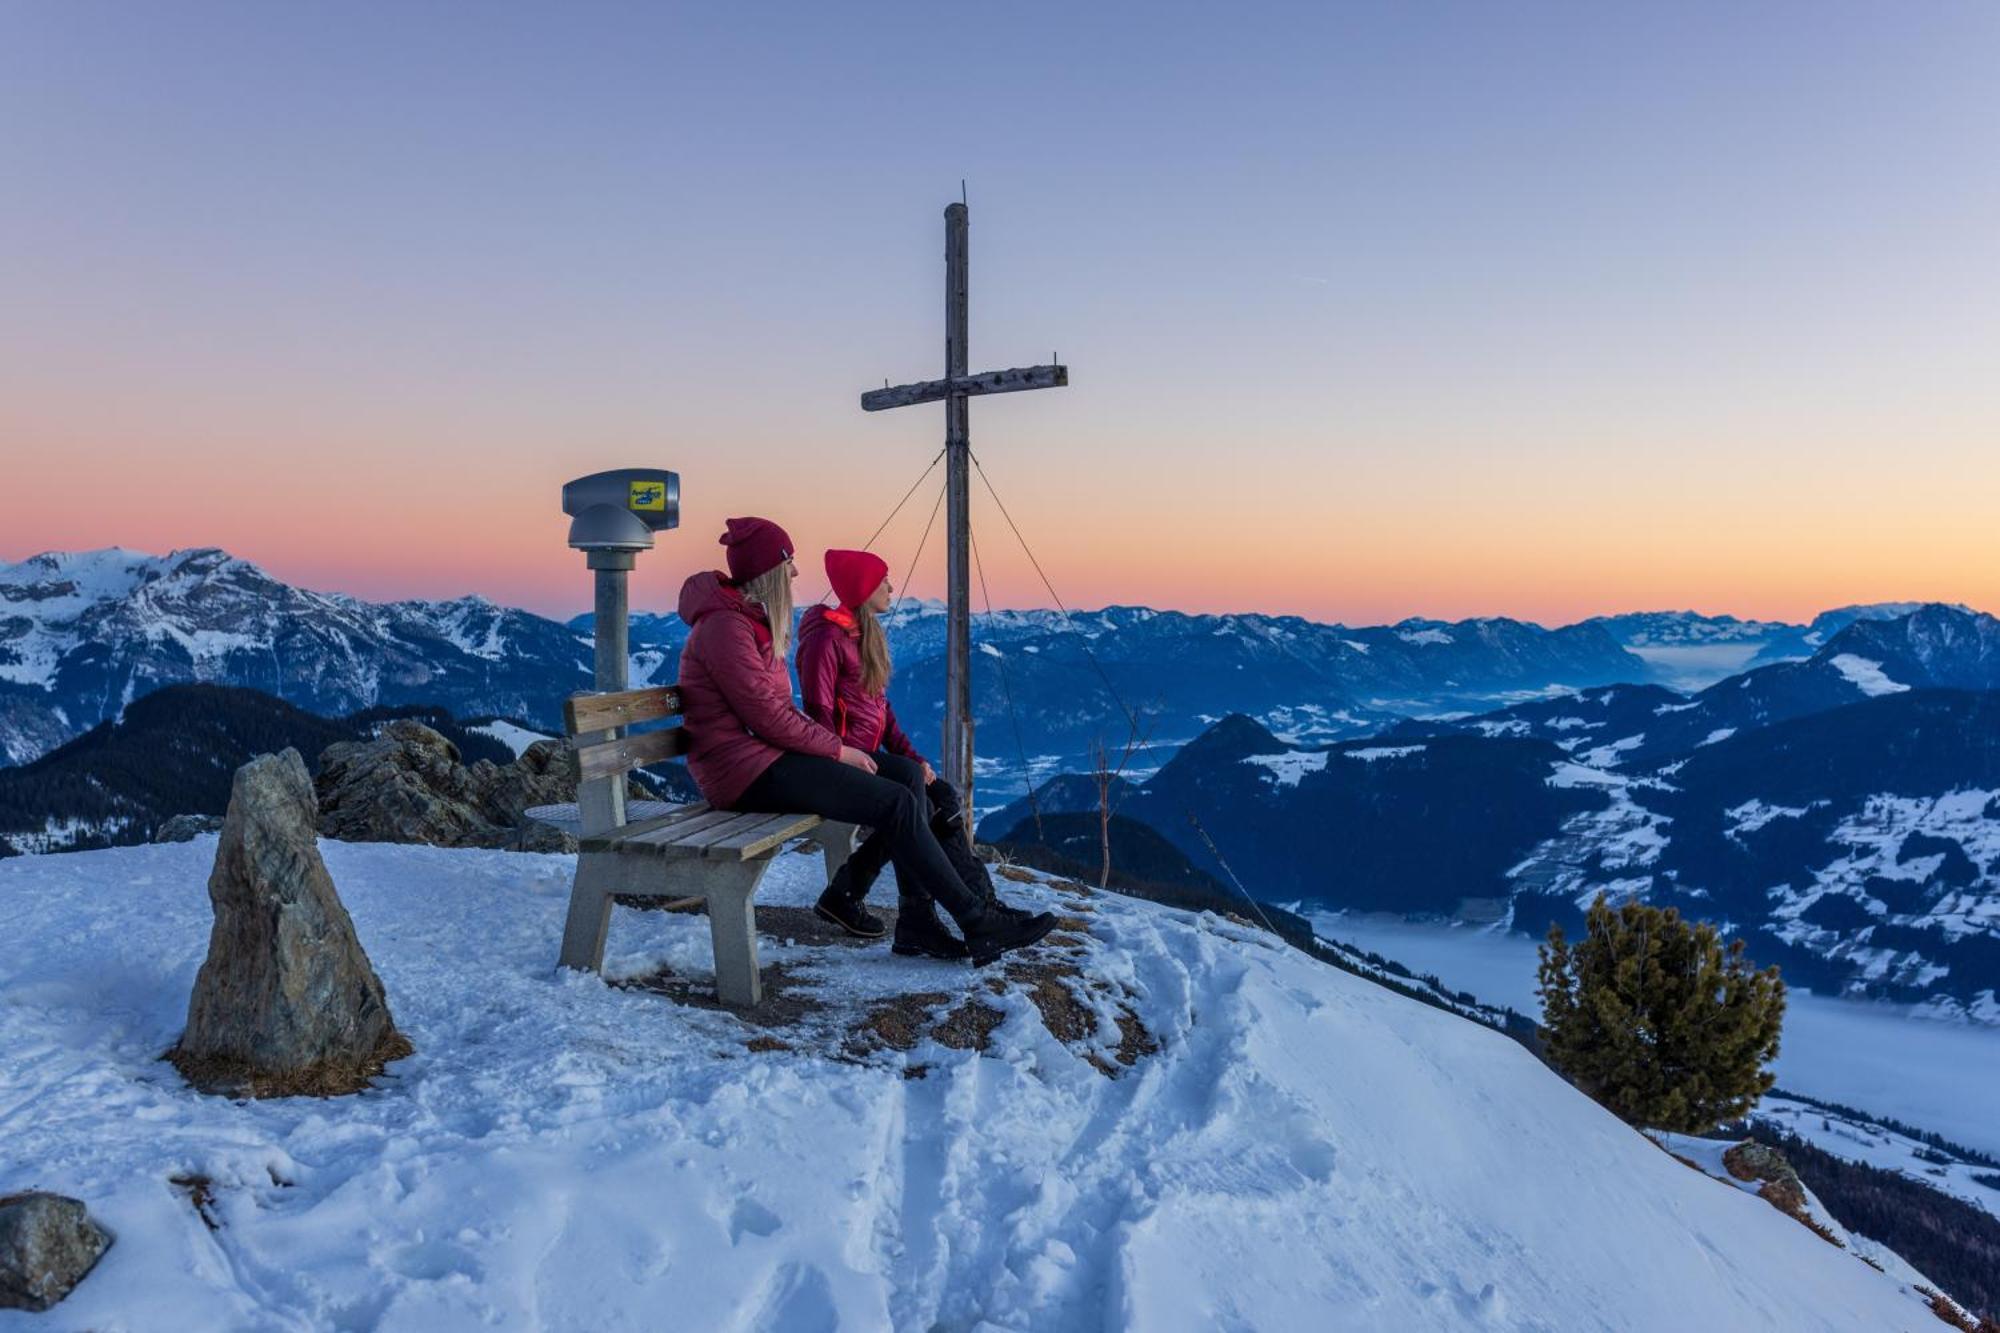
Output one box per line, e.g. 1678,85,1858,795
1341,640,1369,654
1698,727,1737,746
468,721,553,758
1774,789,2000,943
0,839,1951,1331
438,602,509,661
1340,745,1424,763
1396,628,1453,646
1548,761,1625,788
979,642,1003,658
0,813,139,856
1828,655,1910,697
1242,749,1330,787
1575,734,1643,768
1726,800,1813,839
1513,772,1669,887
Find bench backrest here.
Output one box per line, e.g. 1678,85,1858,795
564,685,690,783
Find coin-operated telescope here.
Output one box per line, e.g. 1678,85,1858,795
561,469,680,696
563,468,679,556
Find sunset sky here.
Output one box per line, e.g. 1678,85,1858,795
3,3,1996,625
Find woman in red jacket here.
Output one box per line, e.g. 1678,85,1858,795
674,517,1054,966
796,549,998,954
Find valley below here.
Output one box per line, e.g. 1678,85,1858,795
1310,911,2000,1160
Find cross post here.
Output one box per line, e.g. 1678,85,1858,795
860,202,1068,818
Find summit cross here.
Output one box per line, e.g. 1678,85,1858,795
860,201,1068,812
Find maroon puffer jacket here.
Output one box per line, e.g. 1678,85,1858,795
675,571,841,809
794,605,925,764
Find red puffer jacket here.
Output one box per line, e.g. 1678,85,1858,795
795,605,925,764
675,571,841,809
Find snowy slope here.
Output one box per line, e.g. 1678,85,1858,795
1649,1131,1979,1323
0,840,1960,1331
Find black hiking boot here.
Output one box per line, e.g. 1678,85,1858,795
891,895,971,960
930,809,998,906
961,904,1058,968
814,869,885,939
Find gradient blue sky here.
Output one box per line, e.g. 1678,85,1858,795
3,2,1995,622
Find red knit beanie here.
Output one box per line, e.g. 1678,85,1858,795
825,548,889,609
719,517,794,584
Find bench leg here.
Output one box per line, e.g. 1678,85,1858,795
707,861,770,1008
557,853,617,973
821,821,859,884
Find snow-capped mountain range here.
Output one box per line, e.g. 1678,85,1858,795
982,605,2000,1022
1,544,1974,785
2,547,1655,768
0,548,593,765
613,600,1668,762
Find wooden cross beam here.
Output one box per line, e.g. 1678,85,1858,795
859,201,1069,813
860,363,1068,413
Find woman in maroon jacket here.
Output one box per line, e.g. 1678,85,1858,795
796,548,996,953
674,517,1054,966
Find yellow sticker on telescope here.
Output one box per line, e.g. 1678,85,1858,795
629,481,666,512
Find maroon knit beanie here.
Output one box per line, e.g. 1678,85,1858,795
825,549,889,610
719,517,794,584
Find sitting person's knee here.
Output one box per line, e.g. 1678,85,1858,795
882,783,923,827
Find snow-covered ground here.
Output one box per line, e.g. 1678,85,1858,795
1309,912,2000,1159
0,840,1960,1330
466,719,553,757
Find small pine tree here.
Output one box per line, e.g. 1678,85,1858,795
1537,894,1785,1134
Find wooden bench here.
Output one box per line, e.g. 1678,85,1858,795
538,685,857,1007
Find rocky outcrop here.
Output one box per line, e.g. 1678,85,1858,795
154,813,225,843
1723,1140,1813,1224
313,720,622,852
171,750,409,1097
0,1192,113,1311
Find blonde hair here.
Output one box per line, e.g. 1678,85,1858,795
740,563,794,659
855,601,893,696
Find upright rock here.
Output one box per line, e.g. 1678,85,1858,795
0,1192,113,1312
172,749,409,1097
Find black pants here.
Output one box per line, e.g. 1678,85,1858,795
734,752,981,921
844,752,992,905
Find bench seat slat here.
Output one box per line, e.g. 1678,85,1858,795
524,799,682,836
591,801,713,842
620,807,747,850
702,812,821,861
657,809,777,852
576,802,719,853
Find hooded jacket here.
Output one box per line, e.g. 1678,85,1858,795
794,605,925,765
674,571,842,809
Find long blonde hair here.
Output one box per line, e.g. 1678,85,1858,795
740,564,794,659
855,601,893,696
